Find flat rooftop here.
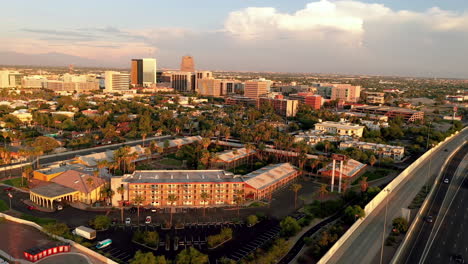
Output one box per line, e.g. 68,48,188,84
216,148,255,162
122,170,242,184
352,105,422,114
316,121,365,130
36,163,90,175
242,163,298,190
30,182,77,198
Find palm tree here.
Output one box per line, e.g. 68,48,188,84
144,147,152,164
22,165,33,187
324,141,331,154
86,177,95,204
290,184,303,209
33,147,43,168
200,191,210,217
341,180,349,194
96,160,109,179
117,186,125,223
360,177,369,193
233,190,244,217
167,194,179,227
245,143,255,168
318,184,328,202
132,194,145,225
141,133,147,147
369,155,377,167
201,138,211,150
310,159,320,174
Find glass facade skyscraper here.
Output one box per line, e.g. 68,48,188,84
131,58,157,87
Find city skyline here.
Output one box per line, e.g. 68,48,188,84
1,0,468,78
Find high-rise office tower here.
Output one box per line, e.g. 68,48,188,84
244,79,271,99
131,58,157,87
181,56,195,72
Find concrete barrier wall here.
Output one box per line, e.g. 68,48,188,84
0,212,118,264
317,128,464,264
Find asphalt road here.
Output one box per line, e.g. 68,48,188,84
401,144,468,264
326,129,468,264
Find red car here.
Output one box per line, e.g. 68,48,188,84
4,187,13,192
27,205,36,210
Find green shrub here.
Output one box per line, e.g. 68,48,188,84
303,237,313,246
92,215,111,230
280,216,301,238
392,217,408,234
143,231,159,247
207,228,233,248
43,222,70,237
0,200,9,212
20,214,56,225
246,215,258,226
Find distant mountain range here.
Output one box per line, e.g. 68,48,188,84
0,51,115,68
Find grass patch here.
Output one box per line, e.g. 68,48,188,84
159,158,183,167
1,177,26,188
408,185,430,209
353,168,394,185
20,214,56,226
248,201,267,208
228,162,266,175
0,200,8,212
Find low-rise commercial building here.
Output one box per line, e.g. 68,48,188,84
339,141,405,160
30,169,106,209
259,96,299,117
110,163,299,208
213,148,256,169
314,121,365,137
351,105,424,122
365,92,385,104
243,163,300,200
294,130,354,146
318,158,366,179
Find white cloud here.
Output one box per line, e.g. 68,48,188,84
224,0,468,40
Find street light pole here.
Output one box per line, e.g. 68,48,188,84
380,188,390,264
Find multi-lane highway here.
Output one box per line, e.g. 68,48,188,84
325,129,468,264
401,144,468,264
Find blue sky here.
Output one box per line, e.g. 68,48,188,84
2,0,468,77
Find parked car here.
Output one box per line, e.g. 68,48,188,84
145,216,151,224
4,187,13,192
27,205,36,211
125,217,131,225
96,239,112,249
151,208,157,213
57,205,63,211
444,178,450,184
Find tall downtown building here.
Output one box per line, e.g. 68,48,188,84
180,56,195,72
131,58,157,87
104,71,130,92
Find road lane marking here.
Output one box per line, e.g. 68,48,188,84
419,165,468,264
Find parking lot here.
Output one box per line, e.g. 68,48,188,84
93,218,281,263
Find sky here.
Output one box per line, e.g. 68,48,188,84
1,0,468,78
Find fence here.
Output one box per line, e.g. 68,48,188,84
0,212,118,264
317,128,465,264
